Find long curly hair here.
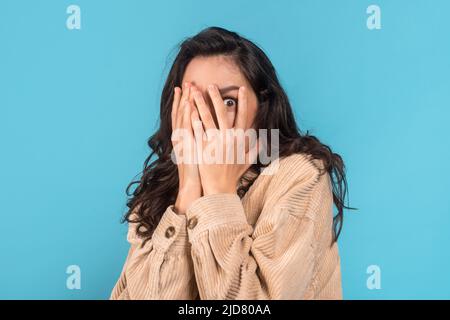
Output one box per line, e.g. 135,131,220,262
123,26,353,243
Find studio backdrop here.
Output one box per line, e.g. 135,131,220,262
1,0,449,299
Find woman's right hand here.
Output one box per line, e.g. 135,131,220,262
171,82,202,214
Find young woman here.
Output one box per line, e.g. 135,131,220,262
110,26,350,300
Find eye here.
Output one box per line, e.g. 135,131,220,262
223,97,237,108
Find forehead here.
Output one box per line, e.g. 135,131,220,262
182,55,248,89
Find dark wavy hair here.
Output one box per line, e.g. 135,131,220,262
123,26,352,244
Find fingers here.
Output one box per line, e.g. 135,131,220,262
190,104,203,135
182,100,196,164
192,87,216,131
171,86,181,130
207,84,228,130
191,105,204,164
234,86,248,130
176,82,191,130
182,100,192,131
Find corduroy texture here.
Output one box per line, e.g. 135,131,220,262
110,153,343,300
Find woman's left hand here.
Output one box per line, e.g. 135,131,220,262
190,84,259,196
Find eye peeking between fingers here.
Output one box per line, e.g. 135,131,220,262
223,97,237,108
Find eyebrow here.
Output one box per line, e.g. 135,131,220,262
218,85,240,95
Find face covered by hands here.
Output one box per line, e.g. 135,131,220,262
189,83,260,195
172,55,260,213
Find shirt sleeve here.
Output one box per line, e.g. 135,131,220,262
184,171,330,300
110,205,198,300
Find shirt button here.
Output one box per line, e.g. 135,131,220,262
187,217,198,230
165,226,176,238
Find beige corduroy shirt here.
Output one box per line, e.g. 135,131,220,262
110,153,343,300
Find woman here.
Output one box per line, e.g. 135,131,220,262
110,26,350,300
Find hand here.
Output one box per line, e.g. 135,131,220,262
171,82,202,214
190,84,260,195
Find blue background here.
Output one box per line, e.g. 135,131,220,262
1,0,449,299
